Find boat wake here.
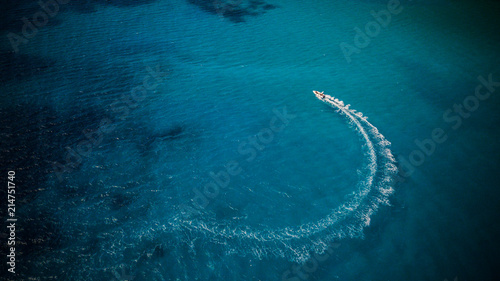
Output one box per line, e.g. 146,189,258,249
169,91,397,263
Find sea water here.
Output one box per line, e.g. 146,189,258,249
1,0,499,280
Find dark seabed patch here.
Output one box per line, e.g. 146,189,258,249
0,0,159,36
0,104,96,199
188,0,277,23
0,52,54,82
1,0,159,15
392,54,479,110
67,0,159,14
0,1,63,34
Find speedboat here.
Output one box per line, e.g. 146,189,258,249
313,90,325,98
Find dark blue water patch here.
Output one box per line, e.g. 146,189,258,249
51,59,169,127
188,0,277,23
214,203,244,220
0,206,65,280
88,232,189,281
103,39,172,58
16,209,63,255
102,118,195,161
392,55,476,110
57,51,170,103
136,124,186,155
0,99,116,203
161,124,185,139
110,191,136,211
61,62,135,97
0,0,160,36
0,102,107,278
142,124,185,146
0,52,54,82
105,190,151,224
0,13,63,36
0,1,48,33
0,103,99,201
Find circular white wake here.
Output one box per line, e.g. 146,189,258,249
170,91,397,262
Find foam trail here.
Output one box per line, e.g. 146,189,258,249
170,91,398,262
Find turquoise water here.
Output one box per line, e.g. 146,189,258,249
1,0,500,280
